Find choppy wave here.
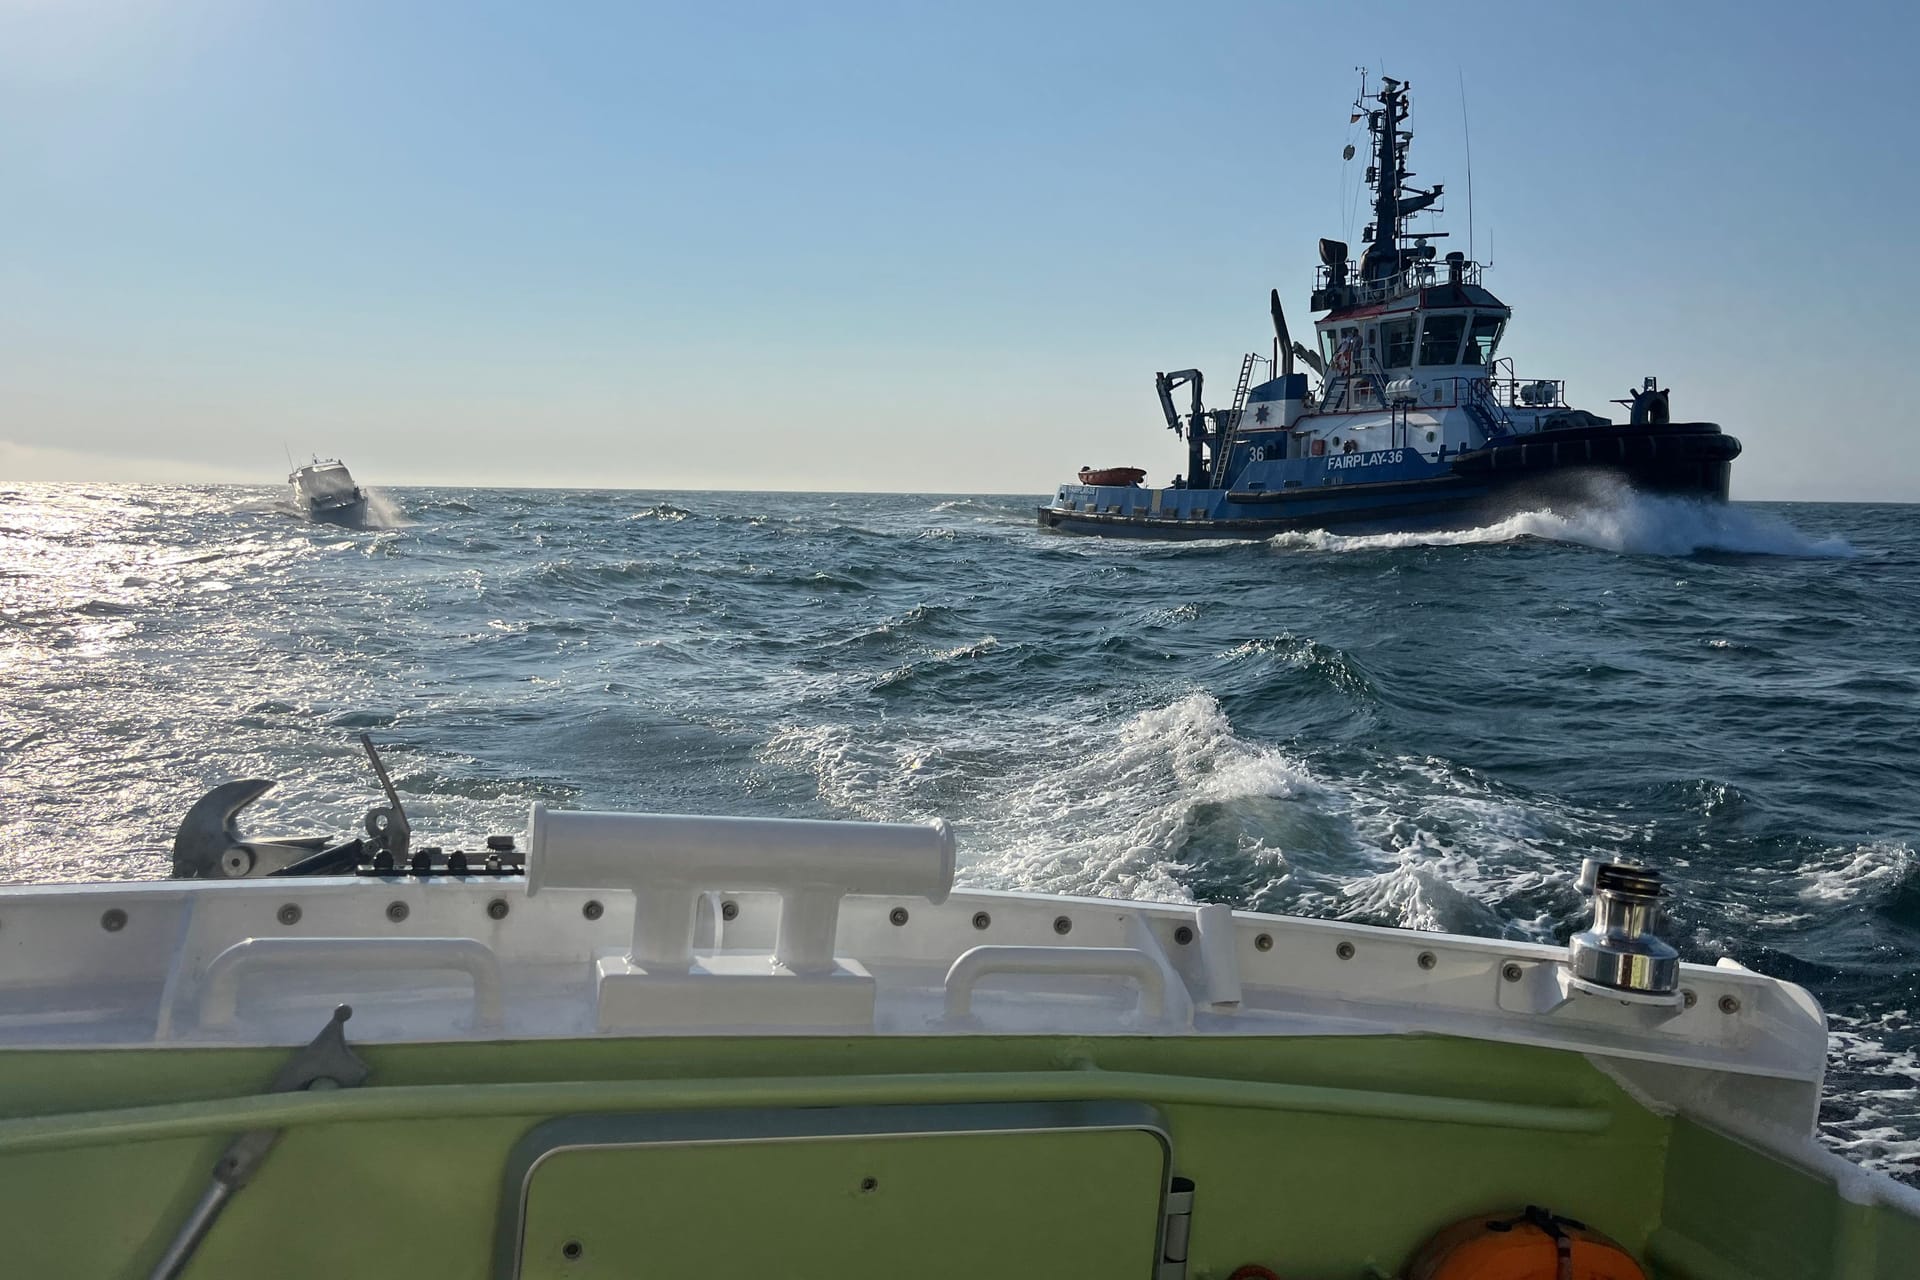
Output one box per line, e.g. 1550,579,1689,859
764,690,1592,940
1799,843,1917,906
629,503,693,522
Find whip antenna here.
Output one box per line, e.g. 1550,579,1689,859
1458,68,1475,262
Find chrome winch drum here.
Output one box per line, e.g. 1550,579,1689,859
1569,859,1680,996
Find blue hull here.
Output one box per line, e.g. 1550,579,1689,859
1040,422,1739,540
1038,477,1500,540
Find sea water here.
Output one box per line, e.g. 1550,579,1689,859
0,483,1913,1180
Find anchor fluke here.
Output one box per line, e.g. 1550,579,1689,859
170,778,330,879
171,779,274,878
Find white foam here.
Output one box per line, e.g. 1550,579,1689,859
932,636,998,661
1295,752,1621,940
1824,1013,1920,1180
358,487,411,528
961,693,1322,901
761,692,1320,903
1798,843,1915,905
1335,854,1511,937
761,691,1598,937
628,503,691,523
1268,490,1854,559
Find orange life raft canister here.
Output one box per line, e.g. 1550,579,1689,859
1406,1206,1647,1280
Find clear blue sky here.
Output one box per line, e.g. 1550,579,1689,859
3,0,1915,499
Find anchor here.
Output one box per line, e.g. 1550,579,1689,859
171,735,411,878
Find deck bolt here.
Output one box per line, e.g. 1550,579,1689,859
385,901,409,923
582,900,604,921
1682,988,1698,1008
1718,994,1741,1015
1053,915,1073,935
1173,925,1194,946
101,908,127,933
276,903,302,927
486,898,509,920
561,1240,583,1262
971,911,992,930
1254,933,1273,951
1336,941,1355,960
720,899,739,922
1417,951,1437,970
860,1176,879,1193
889,907,909,926
1502,962,1524,983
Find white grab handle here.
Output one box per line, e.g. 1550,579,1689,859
527,804,955,975
942,945,1175,1023
197,937,504,1029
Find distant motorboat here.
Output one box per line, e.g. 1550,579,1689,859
288,458,368,524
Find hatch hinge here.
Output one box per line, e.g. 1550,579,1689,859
1158,1175,1195,1280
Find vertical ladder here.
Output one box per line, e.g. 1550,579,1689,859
1210,352,1264,486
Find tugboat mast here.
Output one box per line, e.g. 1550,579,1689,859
1359,76,1443,285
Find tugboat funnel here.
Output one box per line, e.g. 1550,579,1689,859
1270,289,1293,378
1569,859,1680,997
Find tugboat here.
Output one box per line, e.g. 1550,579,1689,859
1039,76,1741,539
288,457,368,525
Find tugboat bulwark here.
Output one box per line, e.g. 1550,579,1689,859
1040,75,1741,539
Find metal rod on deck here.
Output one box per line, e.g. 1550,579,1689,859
149,1186,232,1280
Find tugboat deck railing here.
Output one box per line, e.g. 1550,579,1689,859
1311,372,1565,417
1487,375,1568,409
1316,258,1485,308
